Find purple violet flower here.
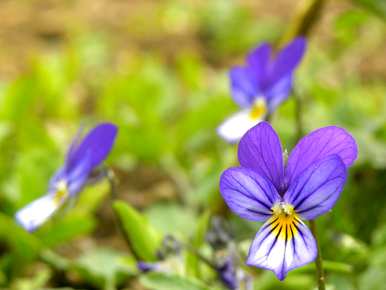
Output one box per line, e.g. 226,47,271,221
137,261,160,273
15,123,118,231
218,37,306,143
219,122,358,280
217,256,238,290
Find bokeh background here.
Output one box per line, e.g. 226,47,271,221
0,0,385,289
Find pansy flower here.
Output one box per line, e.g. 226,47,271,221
15,123,118,231
219,122,357,280
218,37,306,143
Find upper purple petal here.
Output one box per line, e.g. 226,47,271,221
284,155,347,220
229,43,271,108
265,74,293,112
246,216,317,280
219,167,281,222
246,43,271,88
66,152,93,195
229,67,260,108
285,126,358,185
269,37,306,86
67,123,118,170
238,122,285,193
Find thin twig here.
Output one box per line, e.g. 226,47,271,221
310,220,326,290
294,89,326,290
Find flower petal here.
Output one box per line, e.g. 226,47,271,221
265,74,293,112
67,123,118,170
246,43,271,88
66,152,93,195
219,167,281,222
246,216,317,280
229,43,271,108
238,122,285,192
286,126,358,185
269,37,306,85
217,110,261,143
15,193,64,232
284,155,347,220
229,67,260,108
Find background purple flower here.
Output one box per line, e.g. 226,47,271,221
220,122,357,280
218,38,307,143
15,123,118,231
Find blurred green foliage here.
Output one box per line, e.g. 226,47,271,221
0,1,385,290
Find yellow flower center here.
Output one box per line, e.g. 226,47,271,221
53,180,69,205
249,98,267,120
269,202,301,241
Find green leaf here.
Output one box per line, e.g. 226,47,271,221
145,203,196,238
140,272,210,290
113,200,161,261
74,180,111,214
0,213,42,273
11,264,52,290
352,0,386,19
71,247,136,290
36,213,96,247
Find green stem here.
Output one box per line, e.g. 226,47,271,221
294,90,326,290
279,0,326,46
310,220,326,290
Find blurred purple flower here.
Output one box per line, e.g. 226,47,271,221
218,38,307,143
217,256,238,290
219,122,357,280
137,261,159,273
15,123,118,231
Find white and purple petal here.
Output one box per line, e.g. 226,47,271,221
217,110,261,143
15,193,64,232
219,167,281,222
286,126,358,185
246,217,317,280
284,155,347,220
238,122,285,192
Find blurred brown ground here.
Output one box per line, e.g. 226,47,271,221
0,0,384,81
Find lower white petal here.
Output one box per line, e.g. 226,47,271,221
246,216,317,280
15,194,63,232
217,110,261,143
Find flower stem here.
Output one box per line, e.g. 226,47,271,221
278,0,326,47
310,220,326,290
294,88,326,290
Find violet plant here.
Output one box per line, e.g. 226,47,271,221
220,122,358,280
218,37,306,143
15,123,118,231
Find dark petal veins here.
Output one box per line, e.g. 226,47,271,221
238,122,285,193
246,216,317,280
219,167,281,222
286,126,357,185
284,155,347,220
